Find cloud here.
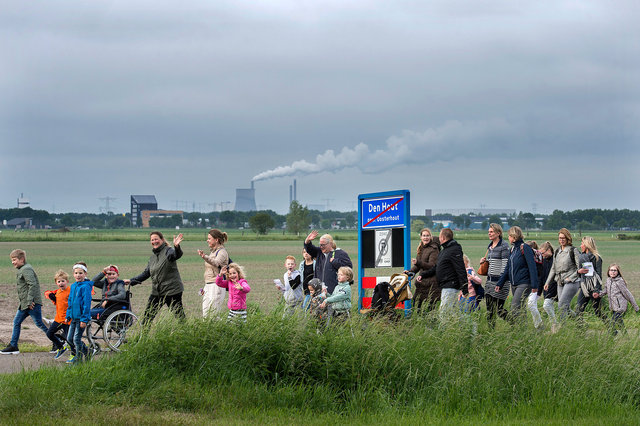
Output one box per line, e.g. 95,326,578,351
252,118,517,181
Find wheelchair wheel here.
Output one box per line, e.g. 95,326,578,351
103,310,140,352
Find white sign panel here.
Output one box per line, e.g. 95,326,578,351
375,229,392,267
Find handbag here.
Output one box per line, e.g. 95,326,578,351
477,250,489,276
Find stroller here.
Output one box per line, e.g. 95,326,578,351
360,272,414,318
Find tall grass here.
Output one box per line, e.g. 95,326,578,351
1,311,640,423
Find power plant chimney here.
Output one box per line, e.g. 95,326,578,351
293,179,297,202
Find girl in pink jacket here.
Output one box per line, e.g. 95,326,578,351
216,263,251,322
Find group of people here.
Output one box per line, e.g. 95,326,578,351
409,224,639,334
2,224,636,359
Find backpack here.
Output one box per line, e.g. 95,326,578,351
371,281,390,310
520,246,543,265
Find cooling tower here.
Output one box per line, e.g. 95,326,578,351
235,184,257,211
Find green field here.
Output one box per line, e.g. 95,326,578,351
1,230,640,424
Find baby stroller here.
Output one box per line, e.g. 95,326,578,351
360,272,414,318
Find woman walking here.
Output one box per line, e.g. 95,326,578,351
481,223,510,329
495,226,543,330
197,229,230,317
409,228,441,313
544,228,581,322
575,236,606,326
127,231,186,325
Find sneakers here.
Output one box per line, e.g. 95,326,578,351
54,346,68,360
66,354,76,364
49,344,57,354
1,344,20,355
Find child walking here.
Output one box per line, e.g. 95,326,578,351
44,270,73,360
2,249,49,355
65,262,93,363
599,263,639,335
275,255,303,315
319,266,353,324
216,263,251,322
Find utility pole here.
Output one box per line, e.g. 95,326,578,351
99,196,116,214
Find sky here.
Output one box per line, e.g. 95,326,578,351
1,0,639,216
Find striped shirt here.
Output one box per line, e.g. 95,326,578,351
484,239,510,300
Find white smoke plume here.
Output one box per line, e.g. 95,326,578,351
252,118,515,182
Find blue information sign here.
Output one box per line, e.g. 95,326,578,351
361,196,406,229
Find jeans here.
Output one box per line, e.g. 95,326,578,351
10,304,49,347
46,321,69,349
302,294,311,311
67,319,87,358
557,281,580,320
509,284,531,322
610,311,625,335
439,288,459,323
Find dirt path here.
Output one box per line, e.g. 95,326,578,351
0,351,63,374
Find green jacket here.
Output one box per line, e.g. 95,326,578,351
130,243,184,297
325,281,351,313
16,263,42,310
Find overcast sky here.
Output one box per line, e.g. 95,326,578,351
1,1,639,216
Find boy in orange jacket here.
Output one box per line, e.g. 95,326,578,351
45,270,73,360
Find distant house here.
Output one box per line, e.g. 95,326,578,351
5,218,32,229
131,195,158,227
140,210,184,228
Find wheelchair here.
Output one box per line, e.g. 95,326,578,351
86,284,140,357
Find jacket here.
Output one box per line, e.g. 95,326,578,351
545,245,580,287
66,280,93,323
410,240,440,297
215,275,251,311
282,269,303,305
45,287,71,324
601,277,639,313
496,239,538,290
16,263,43,310
130,243,184,297
202,247,229,283
325,280,351,313
577,252,603,293
92,272,128,304
304,241,353,293
420,239,467,290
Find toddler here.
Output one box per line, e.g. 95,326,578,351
275,255,303,315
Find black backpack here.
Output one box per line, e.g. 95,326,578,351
371,281,390,310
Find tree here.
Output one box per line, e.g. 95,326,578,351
249,212,274,235
286,201,310,235
487,215,502,227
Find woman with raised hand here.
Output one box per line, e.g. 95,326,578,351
126,231,186,325
197,229,229,317
481,223,510,329
544,228,581,323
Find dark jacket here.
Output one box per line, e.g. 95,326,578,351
541,257,557,300
304,241,352,294
410,240,441,299
92,272,128,304
420,239,467,290
130,243,184,297
496,239,538,290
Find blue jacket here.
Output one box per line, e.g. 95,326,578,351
66,279,93,323
496,240,538,290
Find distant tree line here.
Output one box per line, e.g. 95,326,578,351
2,207,638,233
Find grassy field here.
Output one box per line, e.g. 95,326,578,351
1,230,640,423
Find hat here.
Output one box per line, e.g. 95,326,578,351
308,278,322,292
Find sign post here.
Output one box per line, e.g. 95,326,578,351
358,190,411,313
